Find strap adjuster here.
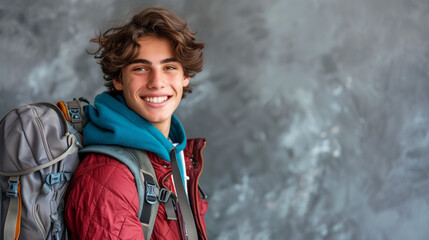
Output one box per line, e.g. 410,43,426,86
69,108,81,122
45,172,63,186
158,188,173,203
6,179,19,198
145,181,157,205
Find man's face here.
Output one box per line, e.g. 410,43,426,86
113,36,190,136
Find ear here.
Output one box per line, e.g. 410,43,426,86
183,76,190,87
112,78,123,91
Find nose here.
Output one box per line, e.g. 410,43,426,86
147,69,166,89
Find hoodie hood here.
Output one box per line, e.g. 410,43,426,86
83,92,187,184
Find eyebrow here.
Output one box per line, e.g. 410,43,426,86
161,58,178,64
127,57,178,65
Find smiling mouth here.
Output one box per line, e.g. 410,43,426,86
143,96,169,103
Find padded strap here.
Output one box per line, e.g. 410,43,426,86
4,176,22,240
80,145,148,218
80,145,159,240
127,149,159,240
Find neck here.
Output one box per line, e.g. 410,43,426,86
152,121,171,138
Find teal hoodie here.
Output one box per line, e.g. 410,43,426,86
83,92,188,187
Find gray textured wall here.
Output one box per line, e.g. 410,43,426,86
2,0,429,239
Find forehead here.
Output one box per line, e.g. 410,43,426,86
134,36,175,60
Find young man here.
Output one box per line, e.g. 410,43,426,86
65,7,208,239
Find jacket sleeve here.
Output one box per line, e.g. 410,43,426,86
65,153,144,240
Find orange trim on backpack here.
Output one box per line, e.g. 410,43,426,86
57,101,71,122
15,182,22,240
78,132,85,146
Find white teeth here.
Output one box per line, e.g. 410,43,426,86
144,96,168,103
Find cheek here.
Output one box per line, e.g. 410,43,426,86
123,80,140,93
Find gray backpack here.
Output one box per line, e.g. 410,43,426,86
0,100,164,240
0,102,81,240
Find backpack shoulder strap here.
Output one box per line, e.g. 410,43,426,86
79,145,159,239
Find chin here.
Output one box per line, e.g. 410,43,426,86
146,116,169,123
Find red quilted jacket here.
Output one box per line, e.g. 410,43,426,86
65,138,208,240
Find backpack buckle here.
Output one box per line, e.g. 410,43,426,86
45,172,63,186
6,179,19,198
145,181,157,205
158,188,173,203
69,108,81,121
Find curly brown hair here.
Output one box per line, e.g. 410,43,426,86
89,7,204,97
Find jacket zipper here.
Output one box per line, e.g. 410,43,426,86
192,139,207,240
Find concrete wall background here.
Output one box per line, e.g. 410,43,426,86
2,0,429,239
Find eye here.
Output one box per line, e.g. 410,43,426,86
165,65,177,71
133,67,148,72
